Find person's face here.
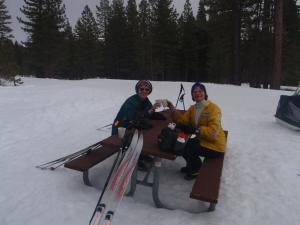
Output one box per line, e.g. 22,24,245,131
192,87,205,102
137,85,150,100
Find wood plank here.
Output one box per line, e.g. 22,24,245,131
64,136,121,171
190,131,227,203
190,156,224,203
64,143,120,171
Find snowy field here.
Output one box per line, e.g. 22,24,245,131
0,77,299,225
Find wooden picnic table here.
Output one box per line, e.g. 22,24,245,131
65,110,227,212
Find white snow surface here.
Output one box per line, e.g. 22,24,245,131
0,77,299,225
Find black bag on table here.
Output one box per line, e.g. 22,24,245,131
157,127,187,155
157,127,177,152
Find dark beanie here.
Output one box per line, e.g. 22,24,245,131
135,80,152,94
191,82,208,101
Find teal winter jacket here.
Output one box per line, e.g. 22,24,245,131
111,94,153,135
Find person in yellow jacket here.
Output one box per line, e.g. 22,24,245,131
167,82,226,180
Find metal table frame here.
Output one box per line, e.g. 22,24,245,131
126,156,218,212
126,157,172,209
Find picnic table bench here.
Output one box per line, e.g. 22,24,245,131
64,136,121,186
190,130,228,211
64,110,227,212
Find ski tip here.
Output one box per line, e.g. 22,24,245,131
96,203,105,211
38,167,47,170
105,211,114,220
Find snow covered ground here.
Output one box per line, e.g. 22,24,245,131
0,77,299,225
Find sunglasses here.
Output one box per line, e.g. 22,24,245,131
139,87,150,92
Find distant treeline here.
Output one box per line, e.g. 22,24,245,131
0,0,299,87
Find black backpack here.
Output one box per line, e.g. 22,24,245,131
158,126,190,155
157,127,178,152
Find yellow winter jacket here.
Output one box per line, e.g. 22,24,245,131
172,100,226,153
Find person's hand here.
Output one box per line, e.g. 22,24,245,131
166,100,175,111
149,102,161,114
153,102,161,109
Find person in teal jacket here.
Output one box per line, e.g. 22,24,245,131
112,80,159,135
112,80,160,170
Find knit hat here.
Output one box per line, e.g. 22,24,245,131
135,80,152,94
191,82,208,101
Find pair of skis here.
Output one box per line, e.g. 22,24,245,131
90,129,144,225
35,141,103,170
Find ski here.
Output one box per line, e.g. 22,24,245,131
90,204,106,225
89,130,139,225
102,211,114,225
115,135,143,200
98,133,144,225
36,141,103,169
106,136,139,192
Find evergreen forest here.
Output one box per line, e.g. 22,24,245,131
0,0,299,88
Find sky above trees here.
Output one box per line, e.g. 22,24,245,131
6,0,199,42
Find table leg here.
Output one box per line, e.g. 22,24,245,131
126,157,172,210
152,158,172,209
208,203,216,211
126,166,138,196
83,170,92,186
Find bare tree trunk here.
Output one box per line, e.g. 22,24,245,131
271,0,283,89
232,0,241,85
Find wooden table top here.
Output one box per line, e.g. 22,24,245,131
101,110,176,160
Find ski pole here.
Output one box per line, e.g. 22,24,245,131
96,123,113,131
44,143,103,170
175,83,186,110
179,90,186,110
40,147,97,170
36,141,103,169
175,83,183,108
47,147,98,170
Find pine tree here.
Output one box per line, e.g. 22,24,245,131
0,0,12,40
241,0,274,87
126,0,140,78
138,0,152,79
151,0,179,80
271,0,283,89
204,0,234,83
281,0,300,85
18,0,68,77
105,0,128,78
195,0,210,82
196,0,206,22
58,20,76,79
0,0,18,83
96,0,111,40
232,0,241,85
178,0,198,81
74,5,101,79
